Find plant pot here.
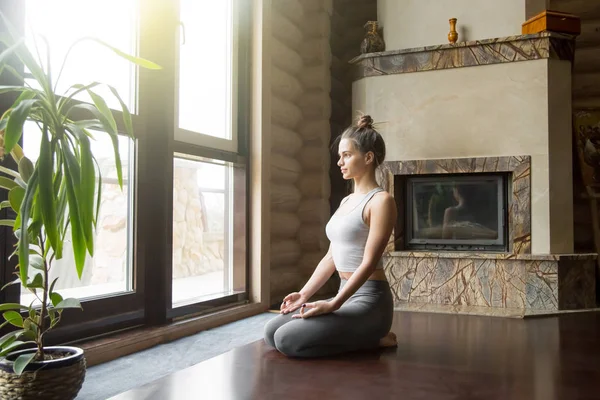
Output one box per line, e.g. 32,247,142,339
0,346,86,400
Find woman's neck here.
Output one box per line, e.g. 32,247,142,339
353,171,378,194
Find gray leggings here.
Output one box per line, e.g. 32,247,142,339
263,279,394,358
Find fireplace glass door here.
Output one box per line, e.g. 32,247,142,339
405,174,508,251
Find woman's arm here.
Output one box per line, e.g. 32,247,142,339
330,192,396,309
280,244,336,314
298,244,336,300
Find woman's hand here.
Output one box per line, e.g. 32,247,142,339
280,292,307,314
291,300,337,319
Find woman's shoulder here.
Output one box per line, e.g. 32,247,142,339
370,190,396,212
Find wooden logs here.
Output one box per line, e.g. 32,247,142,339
271,9,303,47
302,12,331,38
300,65,332,92
271,240,302,267
299,119,331,141
551,0,600,21
271,124,303,156
272,66,303,102
298,251,327,272
298,225,329,251
273,0,304,25
298,92,332,119
298,199,330,224
301,38,332,66
271,183,301,212
573,72,600,98
299,173,331,199
271,154,301,183
574,46,600,73
270,267,306,299
298,146,330,172
271,38,303,74
577,19,600,48
271,97,303,129
302,0,333,14
270,212,301,239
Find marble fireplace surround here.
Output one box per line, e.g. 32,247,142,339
377,156,597,317
378,155,531,254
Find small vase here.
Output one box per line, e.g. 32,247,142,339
448,18,458,44
360,21,385,54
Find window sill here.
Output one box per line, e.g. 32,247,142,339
75,302,268,367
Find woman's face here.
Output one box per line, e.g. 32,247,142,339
337,138,372,180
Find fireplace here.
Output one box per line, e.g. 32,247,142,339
377,156,532,254
404,173,509,252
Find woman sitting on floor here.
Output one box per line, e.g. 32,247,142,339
264,114,397,358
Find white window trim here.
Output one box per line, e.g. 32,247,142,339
173,0,239,154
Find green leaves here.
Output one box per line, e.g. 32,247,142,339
5,99,37,153
61,139,86,277
38,127,60,258
8,186,24,214
3,311,23,328
13,353,35,376
17,157,34,183
0,176,18,191
54,298,81,310
17,169,38,284
85,37,162,70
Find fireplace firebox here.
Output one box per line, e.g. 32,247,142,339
404,173,509,251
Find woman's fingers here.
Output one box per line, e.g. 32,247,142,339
292,303,317,319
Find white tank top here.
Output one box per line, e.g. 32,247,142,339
325,187,385,273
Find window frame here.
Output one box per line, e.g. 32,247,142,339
173,0,241,153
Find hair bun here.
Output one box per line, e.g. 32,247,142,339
357,115,374,129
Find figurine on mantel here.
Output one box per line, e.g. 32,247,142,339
360,21,385,54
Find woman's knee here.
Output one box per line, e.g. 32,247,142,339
263,316,282,348
273,326,307,358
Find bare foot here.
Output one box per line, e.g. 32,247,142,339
379,331,397,348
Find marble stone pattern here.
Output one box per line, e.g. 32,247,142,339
384,254,595,311
378,155,531,254
350,32,576,79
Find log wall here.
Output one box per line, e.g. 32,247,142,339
548,0,600,253
269,0,334,303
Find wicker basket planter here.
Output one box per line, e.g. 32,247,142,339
0,346,86,400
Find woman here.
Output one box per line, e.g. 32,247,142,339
263,115,397,358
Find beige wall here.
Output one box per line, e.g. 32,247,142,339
377,0,527,50
353,60,573,254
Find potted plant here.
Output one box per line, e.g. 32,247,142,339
0,13,160,399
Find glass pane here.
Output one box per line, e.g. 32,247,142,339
410,177,502,242
24,0,138,110
172,156,239,307
20,122,134,305
178,0,233,139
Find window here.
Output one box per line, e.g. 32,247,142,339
0,0,251,342
172,156,247,307
170,0,248,314
177,0,235,144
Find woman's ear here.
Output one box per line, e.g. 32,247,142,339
365,151,374,165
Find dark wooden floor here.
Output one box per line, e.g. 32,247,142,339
110,311,600,400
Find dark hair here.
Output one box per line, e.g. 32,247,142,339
333,114,386,167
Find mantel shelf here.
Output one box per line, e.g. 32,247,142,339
349,32,576,80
